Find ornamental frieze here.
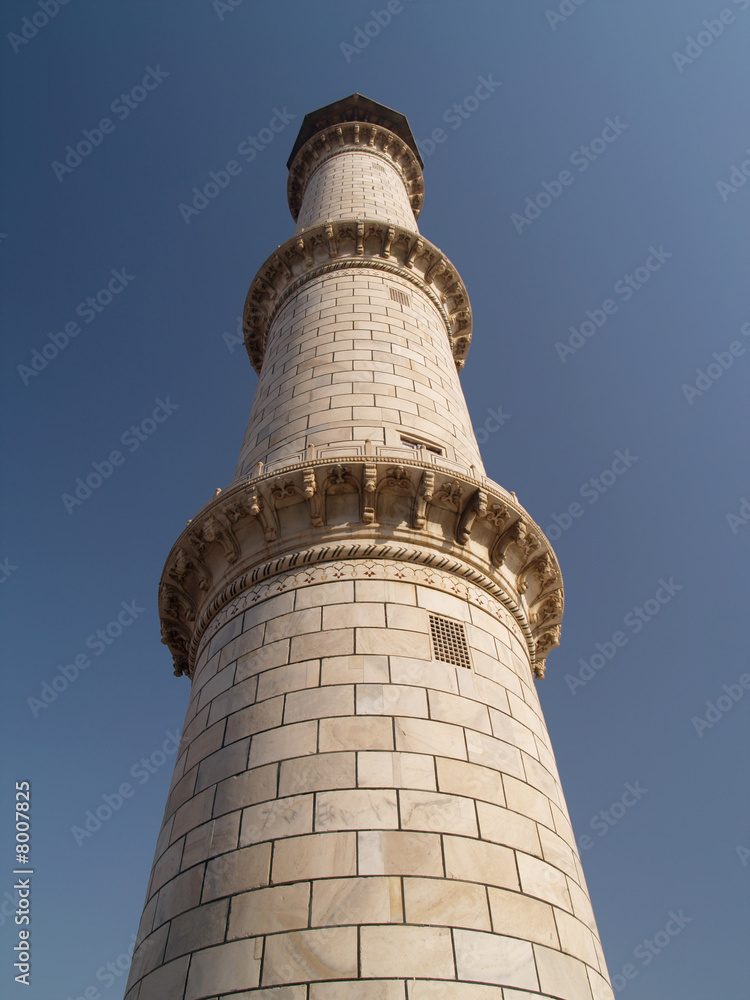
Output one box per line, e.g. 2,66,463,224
242,218,472,374
159,458,563,680
287,121,425,221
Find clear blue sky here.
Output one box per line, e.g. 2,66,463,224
1,2,748,997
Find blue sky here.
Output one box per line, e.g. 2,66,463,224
1,2,748,997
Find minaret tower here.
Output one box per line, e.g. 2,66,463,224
124,95,615,1000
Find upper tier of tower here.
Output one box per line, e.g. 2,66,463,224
287,95,424,231
234,95,478,479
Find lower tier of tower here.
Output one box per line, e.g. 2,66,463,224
125,559,614,1000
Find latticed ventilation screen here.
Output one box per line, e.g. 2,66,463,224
389,287,411,306
429,615,471,669
372,164,385,173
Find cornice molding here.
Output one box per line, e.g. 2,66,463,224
243,219,472,374
287,121,424,221
159,459,563,682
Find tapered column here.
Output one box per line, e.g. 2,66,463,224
124,95,615,1000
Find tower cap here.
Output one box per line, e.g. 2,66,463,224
286,93,423,170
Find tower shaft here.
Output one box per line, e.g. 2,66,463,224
124,95,615,1000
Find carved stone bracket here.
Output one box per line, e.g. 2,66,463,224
242,219,472,374
302,468,324,527
362,462,377,524
192,511,239,565
457,488,488,545
533,624,562,679
491,518,530,569
519,551,558,598
413,470,434,530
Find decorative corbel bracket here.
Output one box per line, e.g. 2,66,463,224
413,469,434,530
456,488,488,545
362,462,377,524
491,518,528,569
302,467,325,527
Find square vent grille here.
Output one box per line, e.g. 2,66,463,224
429,614,471,669
389,287,411,307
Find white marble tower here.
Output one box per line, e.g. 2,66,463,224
124,95,615,1000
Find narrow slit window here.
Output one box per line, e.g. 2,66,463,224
429,615,471,669
400,436,443,456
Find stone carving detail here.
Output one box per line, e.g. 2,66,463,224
520,551,557,597
169,545,209,593
246,485,277,542
413,469,434,530
324,223,337,258
531,589,563,627
287,121,425,222
433,480,464,510
271,479,300,504
491,518,534,570
160,622,190,677
405,237,424,269
456,488,487,545
533,624,562,679
241,219,472,374
380,466,411,491
192,512,239,564
485,502,511,530
302,467,324,527
362,462,377,524
324,464,356,491
159,583,196,625
159,458,559,680
376,466,414,523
